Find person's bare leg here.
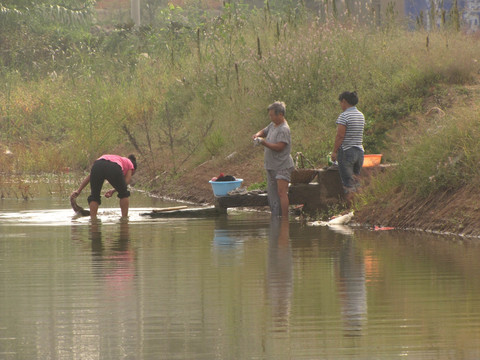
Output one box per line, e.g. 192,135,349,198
277,179,290,218
119,197,129,218
89,201,99,219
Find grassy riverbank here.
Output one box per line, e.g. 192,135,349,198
354,78,480,236
1,2,480,234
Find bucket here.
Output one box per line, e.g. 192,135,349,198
363,154,382,167
209,179,243,196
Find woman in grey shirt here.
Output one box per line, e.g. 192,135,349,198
253,101,294,217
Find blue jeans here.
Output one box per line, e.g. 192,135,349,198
337,147,364,193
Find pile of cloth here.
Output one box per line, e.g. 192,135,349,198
211,173,236,182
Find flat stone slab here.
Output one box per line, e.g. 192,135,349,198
142,166,387,217
215,192,269,208
141,206,226,218
214,167,345,214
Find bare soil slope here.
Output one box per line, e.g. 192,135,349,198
145,78,480,237
150,146,266,204
354,185,480,236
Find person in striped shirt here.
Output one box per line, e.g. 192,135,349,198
331,91,365,200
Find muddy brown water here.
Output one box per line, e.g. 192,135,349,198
1,191,480,359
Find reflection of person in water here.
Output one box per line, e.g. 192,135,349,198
85,219,138,351
89,220,136,294
266,217,293,329
336,238,367,337
89,219,103,253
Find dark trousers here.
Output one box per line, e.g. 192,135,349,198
87,159,130,205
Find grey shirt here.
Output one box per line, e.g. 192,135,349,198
263,121,294,170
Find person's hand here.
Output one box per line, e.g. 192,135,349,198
331,151,337,162
253,137,264,146
253,131,263,140
104,189,116,198
70,190,80,199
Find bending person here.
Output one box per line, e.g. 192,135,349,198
71,154,137,219
253,101,294,218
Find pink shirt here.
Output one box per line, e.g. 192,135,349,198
99,155,134,176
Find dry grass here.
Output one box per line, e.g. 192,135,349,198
1,8,480,184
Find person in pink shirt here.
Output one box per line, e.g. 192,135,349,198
71,154,137,219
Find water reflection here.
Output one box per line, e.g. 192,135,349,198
267,217,293,330
3,197,480,359
87,220,136,292
212,217,245,266
69,219,139,360
336,238,367,337
89,219,131,254
89,219,103,252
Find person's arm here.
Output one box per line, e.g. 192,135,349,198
253,129,266,139
260,125,289,152
124,169,133,185
331,124,346,162
261,140,287,152
71,174,90,198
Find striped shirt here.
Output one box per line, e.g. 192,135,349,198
336,106,365,151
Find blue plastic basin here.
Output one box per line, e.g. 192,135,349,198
209,179,243,197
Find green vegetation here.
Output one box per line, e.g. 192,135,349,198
362,101,480,202
1,0,479,203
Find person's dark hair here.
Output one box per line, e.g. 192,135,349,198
128,154,137,170
267,101,286,116
338,91,359,106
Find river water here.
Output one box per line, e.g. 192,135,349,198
1,190,480,359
